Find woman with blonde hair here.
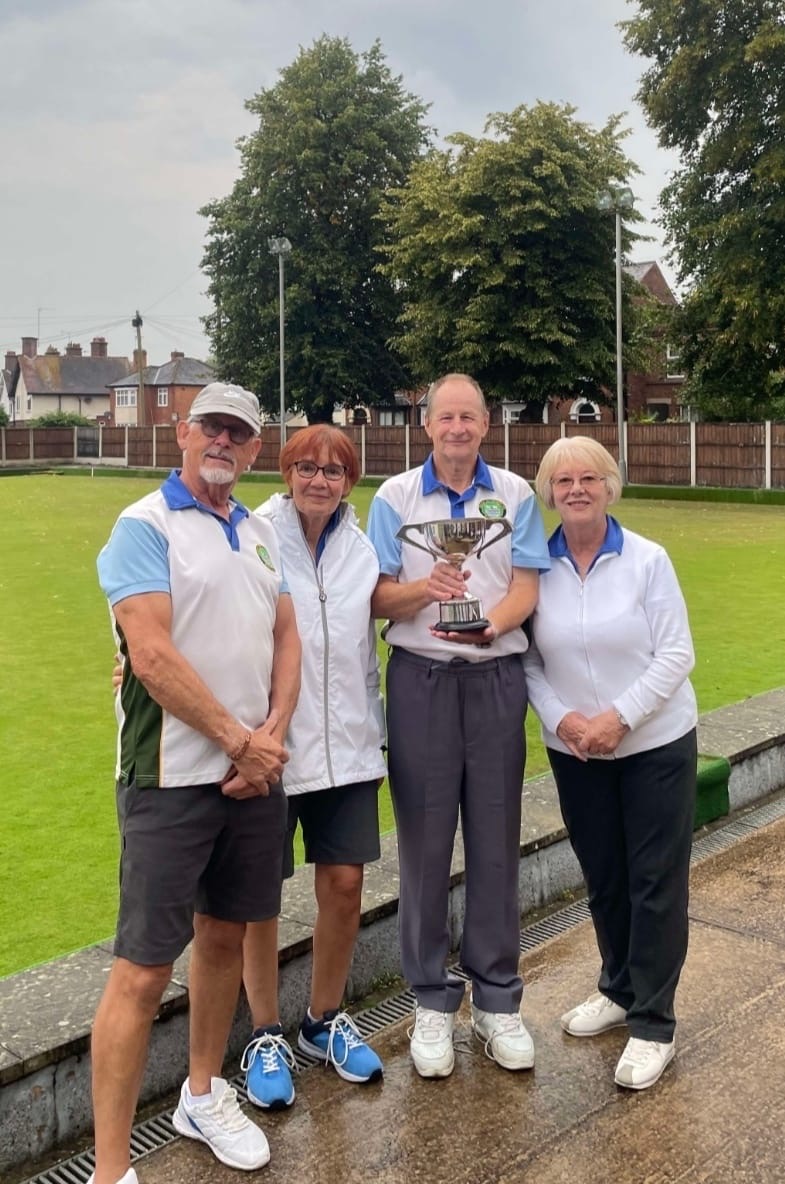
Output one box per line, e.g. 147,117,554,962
525,436,697,1090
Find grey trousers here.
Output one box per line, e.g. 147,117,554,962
386,647,528,1014
548,728,697,1042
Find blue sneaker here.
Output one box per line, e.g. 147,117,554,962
297,1009,383,1083
241,1025,296,1110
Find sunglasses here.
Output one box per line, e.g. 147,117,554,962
191,416,255,445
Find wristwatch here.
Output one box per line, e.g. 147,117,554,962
614,708,630,729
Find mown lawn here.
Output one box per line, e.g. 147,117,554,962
0,472,783,977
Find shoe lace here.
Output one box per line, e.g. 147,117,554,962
408,1008,449,1042
240,1032,296,1076
622,1037,658,1066
201,1083,247,1133
326,1012,364,1068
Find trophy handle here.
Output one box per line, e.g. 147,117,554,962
474,517,511,558
396,523,436,556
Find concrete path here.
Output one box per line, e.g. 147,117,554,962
124,812,785,1184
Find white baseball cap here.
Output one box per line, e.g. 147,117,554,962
189,382,261,434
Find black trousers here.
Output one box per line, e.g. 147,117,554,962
548,728,697,1042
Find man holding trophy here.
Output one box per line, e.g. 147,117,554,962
367,373,550,1079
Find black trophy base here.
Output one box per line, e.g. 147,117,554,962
433,617,491,633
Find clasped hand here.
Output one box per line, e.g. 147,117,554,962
556,708,628,761
221,710,289,799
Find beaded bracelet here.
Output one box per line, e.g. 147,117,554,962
227,731,252,763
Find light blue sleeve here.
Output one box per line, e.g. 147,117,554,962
366,495,403,576
512,497,551,571
97,517,171,605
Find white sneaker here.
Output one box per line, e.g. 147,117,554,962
614,1037,675,1090
408,1007,455,1078
470,1003,535,1070
172,1077,270,1170
561,992,628,1037
86,1171,138,1184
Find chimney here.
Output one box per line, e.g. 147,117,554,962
21,336,38,358
132,349,147,370
65,342,83,357
91,336,108,358
170,351,185,360
4,351,16,372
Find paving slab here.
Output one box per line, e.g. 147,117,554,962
109,813,785,1184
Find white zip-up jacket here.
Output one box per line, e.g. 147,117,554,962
525,524,697,758
255,493,387,795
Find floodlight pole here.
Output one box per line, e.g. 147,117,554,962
268,236,292,449
597,187,634,485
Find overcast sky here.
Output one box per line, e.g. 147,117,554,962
0,0,678,368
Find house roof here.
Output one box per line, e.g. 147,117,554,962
624,260,658,284
19,352,132,396
109,356,216,389
624,260,678,305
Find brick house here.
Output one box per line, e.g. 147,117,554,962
109,353,217,426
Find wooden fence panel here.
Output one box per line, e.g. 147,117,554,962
695,423,764,488
628,423,691,486
4,428,31,461
30,428,75,460
771,423,785,489
100,428,127,459
508,424,559,479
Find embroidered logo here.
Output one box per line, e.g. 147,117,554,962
256,545,275,571
478,498,507,520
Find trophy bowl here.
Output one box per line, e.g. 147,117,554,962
397,517,511,632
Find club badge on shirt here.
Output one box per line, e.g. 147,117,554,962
256,545,276,571
478,497,507,520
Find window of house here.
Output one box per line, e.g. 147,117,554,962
645,402,669,422
27,395,32,413
379,409,406,426
666,344,684,379
157,387,168,407
116,388,137,408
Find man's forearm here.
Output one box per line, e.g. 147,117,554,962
486,570,539,638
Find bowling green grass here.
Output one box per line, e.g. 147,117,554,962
1,470,783,978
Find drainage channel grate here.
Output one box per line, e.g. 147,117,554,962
22,790,785,1184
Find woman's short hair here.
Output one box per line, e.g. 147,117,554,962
535,436,622,509
279,425,361,491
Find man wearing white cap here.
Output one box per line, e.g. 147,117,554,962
91,383,301,1183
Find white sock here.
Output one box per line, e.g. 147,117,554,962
185,1078,213,1106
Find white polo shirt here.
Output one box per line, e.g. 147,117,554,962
97,470,283,787
367,454,550,662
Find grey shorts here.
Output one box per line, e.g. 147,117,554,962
283,780,381,879
114,779,287,965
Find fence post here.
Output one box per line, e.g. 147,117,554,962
1,427,5,465
690,421,697,487
405,424,410,471
504,420,510,471
560,420,566,438
764,421,771,490
124,424,129,467
99,423,103,460
361,422,366,477
152,424,157,469
29,426,34,461
73,425,78,460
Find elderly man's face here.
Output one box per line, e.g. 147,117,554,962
425,379,489,468
177,416,260,489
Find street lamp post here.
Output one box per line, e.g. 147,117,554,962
267,236,292,450
597,187,634,484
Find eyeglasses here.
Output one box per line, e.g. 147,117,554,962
550,474,605,491
293,460,347,482
191,416,255,445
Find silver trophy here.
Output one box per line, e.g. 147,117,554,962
397,517,511,632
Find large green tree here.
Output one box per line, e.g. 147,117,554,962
378,102,640,416
200,37,430,422
623,1,785,420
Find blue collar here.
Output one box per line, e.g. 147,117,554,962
549,515,624,574
315,505,343,563
161,470,249,551
422,453,494,518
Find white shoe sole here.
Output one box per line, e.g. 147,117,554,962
172,1105,270,1170
471,1024,535,1070
410,1048,455,1078
561,1015,628,1038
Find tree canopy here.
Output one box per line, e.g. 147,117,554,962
623,1,785,420
200,36,430,422
378,102,641,416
